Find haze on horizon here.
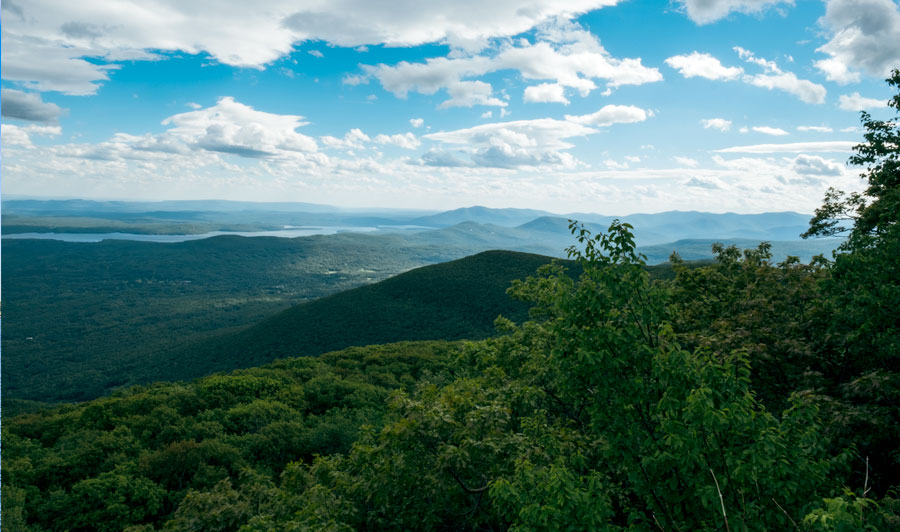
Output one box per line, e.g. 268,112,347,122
2,0,899,214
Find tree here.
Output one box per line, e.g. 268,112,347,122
804,69,900,494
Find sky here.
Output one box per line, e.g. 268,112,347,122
1,0,898,215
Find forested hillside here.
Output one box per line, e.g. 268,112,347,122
2,242,682,407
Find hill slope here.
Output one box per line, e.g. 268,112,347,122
161,250,579,380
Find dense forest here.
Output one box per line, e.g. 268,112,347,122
3,71,899,530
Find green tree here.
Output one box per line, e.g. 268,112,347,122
804,69,900,494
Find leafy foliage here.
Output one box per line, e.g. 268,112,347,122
1,341,456,531
802,69,900,495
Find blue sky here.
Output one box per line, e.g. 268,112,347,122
2,0,898,214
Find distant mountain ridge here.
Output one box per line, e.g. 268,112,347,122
4,199,817,248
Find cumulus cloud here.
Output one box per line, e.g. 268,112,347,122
438,80,507,108
797,125,833,132
27,97,323,170
752,126,789,136
409,118,424,128
1,31,120,95
701,118,732,131
734,47,826,104
424,104,650,168
364,19,661,107
1,123,62,148
676,0,794,25
321,128,371,150
308,50,324,58
420,149,472,167
792,154,844,176
1,0,623,94
665,52,742,80
374,132,421,149
1,124,35,148
524,83,569,104
715,141,857,153
564,105,649,126
684,176,722,189
1,89,66,122
815,0,900,83
838,92,890,111
161,97,318,157
743,71,827,104
674,156,700,167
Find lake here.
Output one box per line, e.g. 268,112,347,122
1,226,380,243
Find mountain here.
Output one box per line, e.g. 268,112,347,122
146,251,581,385
410,206,555,227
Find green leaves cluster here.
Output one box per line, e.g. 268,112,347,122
1,342,455,532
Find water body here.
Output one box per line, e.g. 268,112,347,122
2,226,380,243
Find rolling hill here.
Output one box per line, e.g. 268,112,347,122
158,251,579,382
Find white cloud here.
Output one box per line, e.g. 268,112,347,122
814,58,861,84
342,74,370,86
1,0,623,94
840,126,860,133
838,92,890,111
364,19,661,107
701,118,732,131
665,52,742,80
752,126,789,136
409,118,425,128
734,47,826,104
321,128,371,149
676,0,794,25
1,89,66,122
684,176,722,189
308,50,324,58
792,154,844,176
797,125,833,132
604,159,629,169
187,102,203,109
438,80,507,108
744,71,827,104
715,141,857,153
481,111,493,118
624,155,641,163
424,105,650,168
1,124,36,148
523,83,570,104
674,156,699,167
815,0,900,82
161,97,318,157
0,123,62,148
1,31,119,95
31,98,323,169
374,132,421,149
564,104,649,126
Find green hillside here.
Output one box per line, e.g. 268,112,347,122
1,233,460,404
160,250,576,380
